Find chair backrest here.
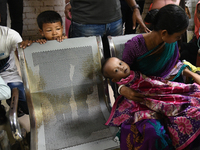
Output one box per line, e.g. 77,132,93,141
108,34,138,59
107,34,139,97
18,36,118,150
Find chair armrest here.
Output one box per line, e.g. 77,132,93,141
9,88,23,141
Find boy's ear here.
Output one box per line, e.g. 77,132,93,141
111,78,120,83
39,29,44,36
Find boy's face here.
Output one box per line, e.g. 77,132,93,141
104,57,130,82
39,21,63,40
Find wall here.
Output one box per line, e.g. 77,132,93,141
22,0,65,40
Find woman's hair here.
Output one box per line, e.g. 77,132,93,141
150,4,189,35
37,10,63,30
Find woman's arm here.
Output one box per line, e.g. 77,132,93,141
183,67,200,84
119,85,145,102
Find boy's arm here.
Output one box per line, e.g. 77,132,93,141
19,40,35,49
0,76,11,100
55,35,68,42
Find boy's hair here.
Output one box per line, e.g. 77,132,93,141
101,58,111,79
37,10,63,30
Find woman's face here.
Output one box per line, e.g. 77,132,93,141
162,28,187,44
197,4,200,22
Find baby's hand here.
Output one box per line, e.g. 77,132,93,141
35,39,47,44
20,40,35,49
56,35,68,42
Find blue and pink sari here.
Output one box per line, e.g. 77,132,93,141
106,71,200,150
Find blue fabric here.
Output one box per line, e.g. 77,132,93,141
7,82,26,102
136,42,177,77
69,19,123,37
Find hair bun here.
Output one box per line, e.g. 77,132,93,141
144,9,159,23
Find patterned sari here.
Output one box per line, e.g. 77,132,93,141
106,71,200,150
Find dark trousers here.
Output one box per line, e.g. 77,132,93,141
0,0,7,26
120,0,145,34
0,0,23,35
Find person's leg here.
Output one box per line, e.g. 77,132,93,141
106,19,123,36
0,0,7,26
0,101,6,124
6,82,29,116
69,21,106,38
7,0,23,35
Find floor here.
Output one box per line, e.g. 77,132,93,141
0,100,30,149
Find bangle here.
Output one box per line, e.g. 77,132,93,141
131,4,140,11
118,85,125,95
65,2,70,7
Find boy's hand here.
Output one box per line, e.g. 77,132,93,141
56,35,68,42
20,40,34,49
35,39,47,44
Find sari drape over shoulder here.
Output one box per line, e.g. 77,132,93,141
122,35,189,81
136,42,188,81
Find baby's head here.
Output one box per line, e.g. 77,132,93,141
101,57,130,82
37,10,63,40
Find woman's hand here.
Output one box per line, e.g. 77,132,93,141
119,86,146,102
183,67,200,84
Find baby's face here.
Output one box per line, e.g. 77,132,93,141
40,21,63,40
105,57,130,82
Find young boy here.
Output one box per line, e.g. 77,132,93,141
102,57,200,150
0,25,28,124
20,10,67,48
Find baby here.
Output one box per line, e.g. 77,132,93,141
102,57,200,150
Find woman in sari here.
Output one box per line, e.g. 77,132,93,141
117,4,200,150
102,57,200,150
